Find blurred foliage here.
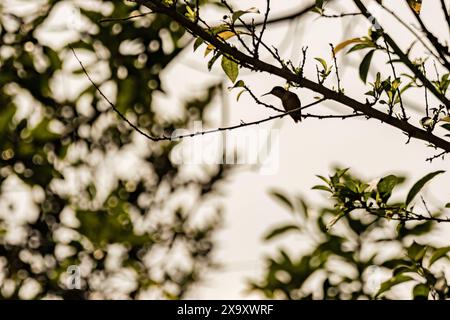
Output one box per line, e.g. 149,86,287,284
252,169,450,299
311,168,447,227
0,0,230,299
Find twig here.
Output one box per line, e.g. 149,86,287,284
358,203,450,223
321,12,360,18
300,46,308,78
441,0,450,40
244,85,284,113
70,46,164,141
254,0,270,58
406,2,450,68
330,43,342,93
426,150,448,162
378,3,443,65
353,0,450,106
423,62,429,117
420,195,433,218
221,0,283,66
382,38,407,120
99,12,153,24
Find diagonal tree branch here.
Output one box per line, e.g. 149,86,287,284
353,0,450,105
132,0,450,154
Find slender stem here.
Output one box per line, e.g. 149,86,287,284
353,0,450,106
383,38,407,119
330,43,342,93
405,0,450,68
441,0,450,40
379,3,443,65
423,63,429,117
254,0,270,58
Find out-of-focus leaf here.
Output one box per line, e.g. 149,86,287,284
412,283,429,299
405,171,445,206
376,174,398,201
31,118,60,142
429,246,450,266
407,241,427,262
376,274,413,297
264,224,301,241
398,221,433,238
269,190,294,212
0,104,16,134
77,208,151,247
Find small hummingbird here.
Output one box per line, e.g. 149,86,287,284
262,86,302,123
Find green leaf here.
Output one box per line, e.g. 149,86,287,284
232,7,260,24
236,89,246,101
296,197,309,218
193,37,204,51
221,55,239,83
229,80,245,89
407,241,427,262
0,104,16,134
393,265,415,276
405,171,445,206
312,185,332,192
314,57,327,71
359,50,375,83
207,52,221,70
445,203,450,208
441,123,450,131
398,221,433,237
347,42,376,53
376,274,413,297
32,118,60,142
43,46,62,70
333,37,364,54
429,246,450,266
316,175,330,185
269,190,294,212
412,283,429,299
326,212,346,231
264,224,301,241
185,5,196,21
377,174,398,201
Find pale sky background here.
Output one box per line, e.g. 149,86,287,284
3,0,450,299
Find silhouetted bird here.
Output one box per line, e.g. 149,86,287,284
262,86,302,123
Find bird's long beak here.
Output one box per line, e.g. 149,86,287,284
262,92,271,97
